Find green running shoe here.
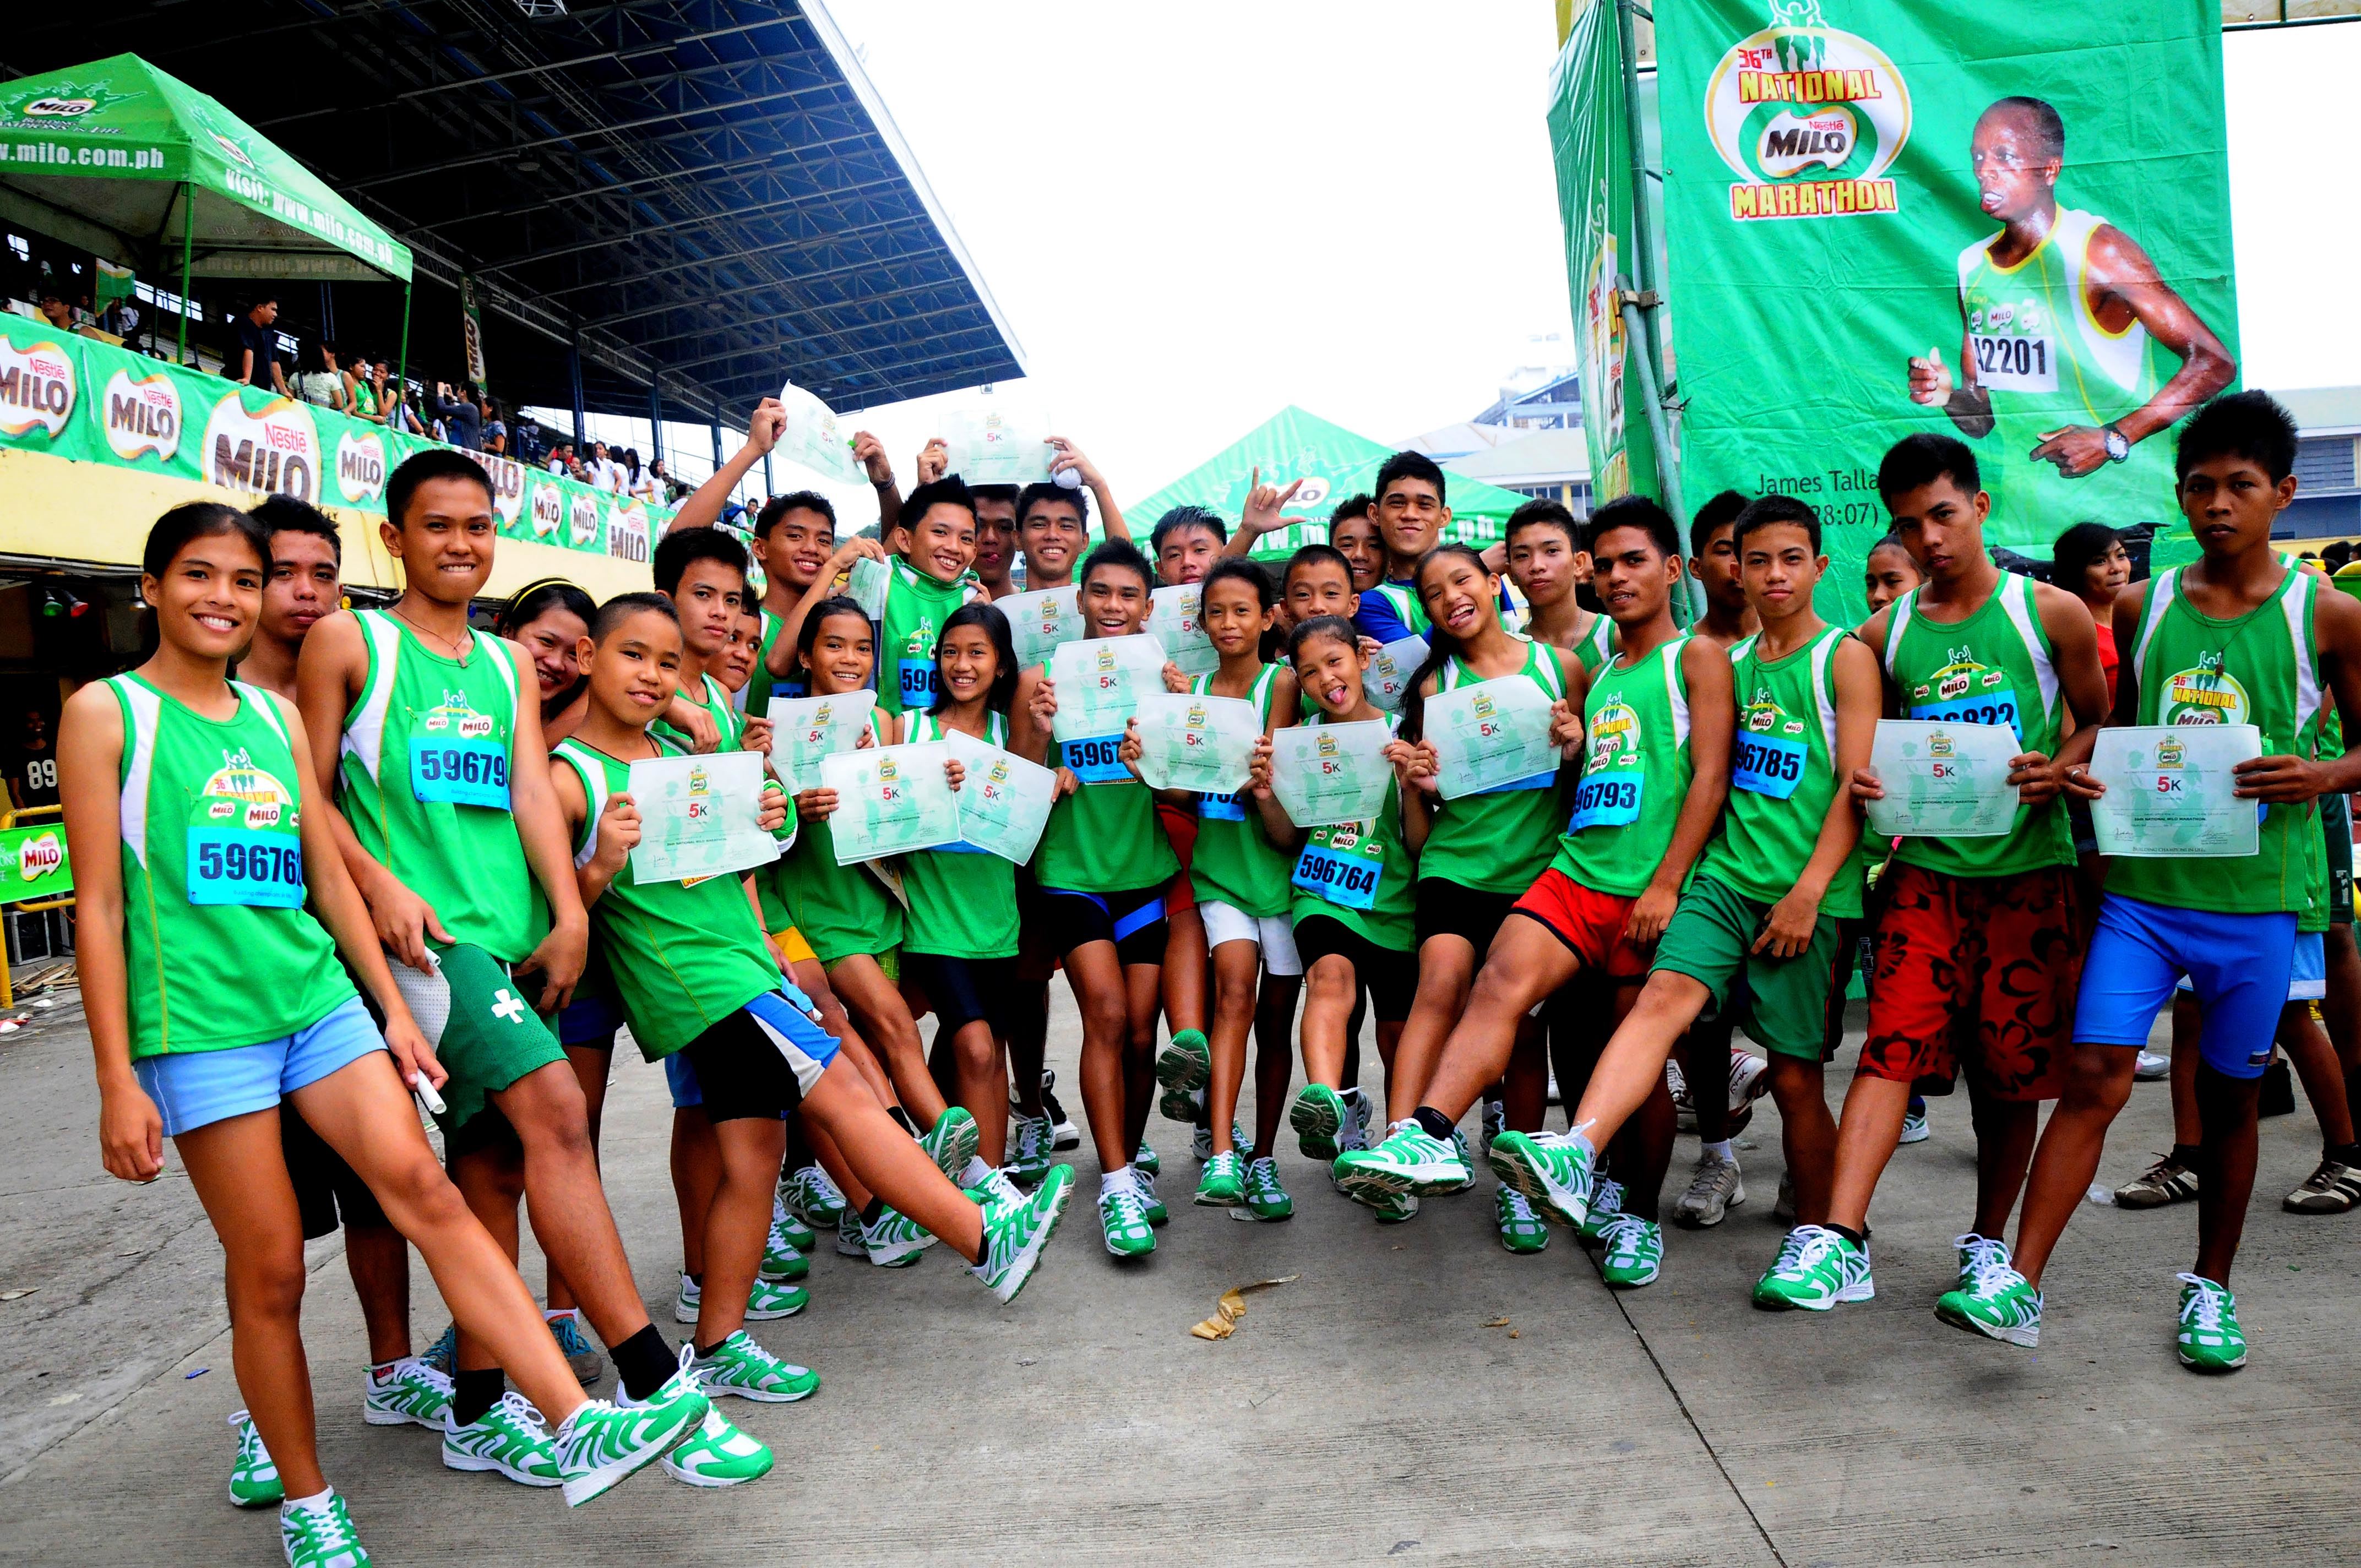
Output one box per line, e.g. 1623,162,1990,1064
661,1409,774,1487
2175,1273,2248,1371
1241,1156,1293,1221
745,1277,808,1320
1008,1113,1057,1185
1156,1028,1211,1121
279,1491,368,1568
919,1107,980,1182
1486,1130,1594,1229
1434,1128,1475,1193
1335,1123,1469,1199
440,1392,563,1487
1751,1226,1874,1311
1134,1163,1169,1225
1195,1150,1247,1207
966,1164,1025,1207
1099,1175,1157,1256
780,1163,847,1229
973,1163,1076,1303
696,1329,820,1402
1596,1215,1663,1288
1935,1245,2042,1348
226,1409,282,1509
1365,1188,1420,1224
363,1355,453,1428
1134,1141,1161,1177
1577,1177,1626,1245
554,1354,711,1507
1495,1188,1550,1254
1291,1082,1348,1161
763,1202,812,1282
770,1200,815,1253
420,1322,456,1376
864,1206,936,1267
547,1312,603,1386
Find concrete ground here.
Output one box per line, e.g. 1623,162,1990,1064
4,983,2360,1567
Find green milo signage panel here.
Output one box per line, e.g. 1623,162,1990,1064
0,821,72,902
1655,0,2239,622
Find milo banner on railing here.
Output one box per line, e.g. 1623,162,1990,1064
0,314,672,559
1654,0,2238,623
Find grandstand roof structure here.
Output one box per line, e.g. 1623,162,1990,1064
0,1,1024,421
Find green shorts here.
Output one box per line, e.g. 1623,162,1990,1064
389,941,566,1133
1649,874,1842,1062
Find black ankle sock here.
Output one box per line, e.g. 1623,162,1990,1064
2171,1142,2202,1168
453,1368,503,1427
1826,1223,1867,1248
1413,1107,1455,1142
2327,1142,2361,1168
612,1325,678,1402
860,1196,885,1227
694,1338,727,1360
888,1106,921,1138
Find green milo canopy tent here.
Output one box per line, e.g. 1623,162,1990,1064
0,53,414,362
1125,405,1539,559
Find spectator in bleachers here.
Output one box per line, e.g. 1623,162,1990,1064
232,297,291,395
293,341,349,413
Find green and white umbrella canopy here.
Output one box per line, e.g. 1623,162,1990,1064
0,53,410,283
1125,404,1540,558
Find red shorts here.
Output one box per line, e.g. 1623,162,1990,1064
1158,800,1198,912
1856,862,2080,1102
1508,868,1650,979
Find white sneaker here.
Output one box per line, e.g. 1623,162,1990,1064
1727,1050,1769,1113
2134,1049,2170,1081
1339,1088,1375,1155
1673,1151,1745,1228
1479,1098,1505,1159
1667,1057,1696,1133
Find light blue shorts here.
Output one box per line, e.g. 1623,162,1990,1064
134,996,385,1137
2075,895,2297,1080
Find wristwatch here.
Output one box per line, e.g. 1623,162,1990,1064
2102,423,2131,464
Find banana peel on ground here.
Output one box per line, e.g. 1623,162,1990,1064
1189,1275,1300,1340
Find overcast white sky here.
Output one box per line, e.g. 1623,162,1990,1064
599,9,2361,513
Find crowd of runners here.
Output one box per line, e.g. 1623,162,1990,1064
64,387,2361,1566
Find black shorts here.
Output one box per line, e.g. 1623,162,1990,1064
1039,883,1170,968
282,1103,388,1240
2326,792,2353,927
1014,873,1060,982
1413,878,1521,956
905,952,1018,1038
1296,914,1419,1022
676,1010,809,1124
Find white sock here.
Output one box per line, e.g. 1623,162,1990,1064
282,1488,335,1515
1100,1168,1133,1196
1705,1139,1734,1163
960,1155,993,1186
542,1307,576,1323
1566,1120,1598,1157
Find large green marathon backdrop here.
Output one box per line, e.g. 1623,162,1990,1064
1576,0,2240,626
0,314,676,562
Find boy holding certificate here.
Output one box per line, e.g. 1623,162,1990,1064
1478,498,1880,1300
1813,434,2110,1332
1979,392,2361,1370
552,596,1075,1366
1337,500,1733,1287
1010,541,1183,1256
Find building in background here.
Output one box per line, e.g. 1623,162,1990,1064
2283,387,2361,542
1408,362,1593,515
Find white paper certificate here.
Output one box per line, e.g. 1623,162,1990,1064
774,380,862,484
1364,634,1428,712
844,554,891,621
1133,690,1259,795
626,750,780,885
1861,720,2020,840
1048,634,1167,744
998,586,1081,672
769,690,875,794
1147,584,1219,678
2089,725,2263,858
939,726,1058,864
1270,720,1393,829
819,743,961,864
1423,676,1563,801
939,406,1052,485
